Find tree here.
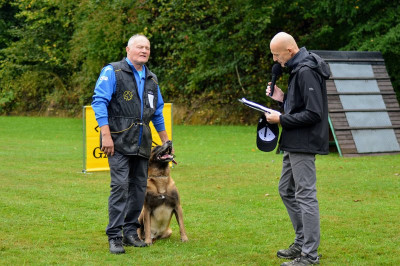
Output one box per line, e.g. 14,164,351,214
0,0,76,114
0,0,398,120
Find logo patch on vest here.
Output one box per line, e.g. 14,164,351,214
123,91,133,101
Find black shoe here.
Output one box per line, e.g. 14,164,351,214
122,234,147,247
280,254,320,265
109,237,125,254
277,243,302,259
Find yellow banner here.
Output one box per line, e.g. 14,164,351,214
83,104,173,172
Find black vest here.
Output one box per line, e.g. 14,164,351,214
107,58,159,158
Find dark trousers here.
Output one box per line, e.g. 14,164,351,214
106,151,148,240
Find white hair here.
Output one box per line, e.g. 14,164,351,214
127,34,149,47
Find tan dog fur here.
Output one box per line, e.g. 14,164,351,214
138,141,188,245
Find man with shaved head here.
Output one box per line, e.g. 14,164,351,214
265,32,331,265
92,34,171,254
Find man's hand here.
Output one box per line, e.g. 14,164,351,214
266,83,284,103
158,130,174,154
265,110,281,124
100,125,114,156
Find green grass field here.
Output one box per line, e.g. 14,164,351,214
0,116,399,265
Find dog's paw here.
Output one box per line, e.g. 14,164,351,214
144,239,153,246
181,235,189,242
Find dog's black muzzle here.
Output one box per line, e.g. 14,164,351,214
151,140,177,164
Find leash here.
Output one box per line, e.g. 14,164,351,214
152,140,161,147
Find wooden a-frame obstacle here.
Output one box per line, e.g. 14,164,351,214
312,50,400,157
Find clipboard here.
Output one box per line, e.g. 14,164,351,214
238,98,281,115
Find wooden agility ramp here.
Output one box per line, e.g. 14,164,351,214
312,50,400,157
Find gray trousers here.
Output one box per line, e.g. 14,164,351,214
106,151,148,240
279,152,320,258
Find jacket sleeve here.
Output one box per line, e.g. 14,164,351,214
280,68,324,129
151,85,166,132
91,65,116,127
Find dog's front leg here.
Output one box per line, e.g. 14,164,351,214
174,205,188,242
137,209,144,239
143,208,153,245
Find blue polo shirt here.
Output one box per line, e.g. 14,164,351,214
92,58,166,133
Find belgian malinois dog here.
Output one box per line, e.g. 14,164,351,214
138,141,188,245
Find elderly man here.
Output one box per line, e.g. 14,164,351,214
265,32,330,265
92,34,171,254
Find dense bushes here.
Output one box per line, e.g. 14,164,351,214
0,0,399,123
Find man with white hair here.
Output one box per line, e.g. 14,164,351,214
92,34,171,254
266,32,331,265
